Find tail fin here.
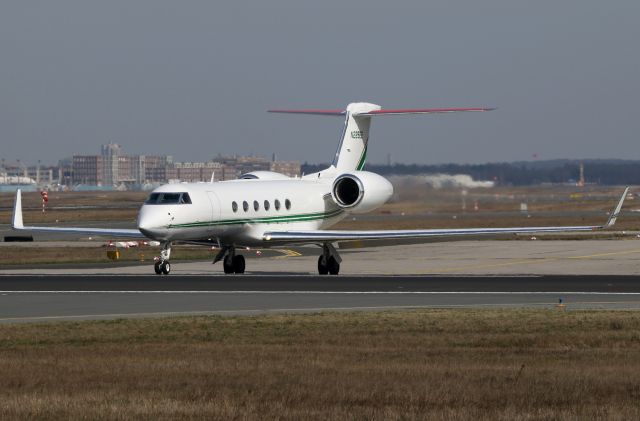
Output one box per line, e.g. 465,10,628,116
332,102,380,171
269,103,494,172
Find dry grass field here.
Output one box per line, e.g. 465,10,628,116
0,245,212,265
0,191,145,223
1,309,640,419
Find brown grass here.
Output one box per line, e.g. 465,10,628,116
335,213,640,231
1,309,640,419
0,191,145,223
0,245,213,265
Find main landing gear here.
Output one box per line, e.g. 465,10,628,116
153,242,172,275
154,242,341,276
318,243,341,275
214,246,246,274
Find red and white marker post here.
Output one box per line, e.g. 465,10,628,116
40,190,48,213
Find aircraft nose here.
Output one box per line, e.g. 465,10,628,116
137,206,168,239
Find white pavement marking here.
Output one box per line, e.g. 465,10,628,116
2,291,640,295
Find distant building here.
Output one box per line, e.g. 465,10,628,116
212,154,300,178
236,156,271,174
143,155,174,183
270,161,301,178
212,155,270,175
58,158,73,187
72,155,104,185
72,144,176,187
101,142,122,186
64,146,300,188
173,161,222,182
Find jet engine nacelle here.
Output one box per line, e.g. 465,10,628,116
331,171,394,214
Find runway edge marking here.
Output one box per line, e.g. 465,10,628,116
3,291,640,295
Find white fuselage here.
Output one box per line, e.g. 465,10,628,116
137,175,346,247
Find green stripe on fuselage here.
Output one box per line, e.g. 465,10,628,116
169,208,344,229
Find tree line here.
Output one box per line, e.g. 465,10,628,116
301,159,640,186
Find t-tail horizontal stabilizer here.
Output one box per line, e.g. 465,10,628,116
268,107,495,117
269,102,495,172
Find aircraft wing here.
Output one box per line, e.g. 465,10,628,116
11,189,146,238
263,187,629,247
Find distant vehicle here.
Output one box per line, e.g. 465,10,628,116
0,174,36,185
12,102,629,275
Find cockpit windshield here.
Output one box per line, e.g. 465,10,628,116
145,192,192,205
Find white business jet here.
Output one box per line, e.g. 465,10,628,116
12,102,629,275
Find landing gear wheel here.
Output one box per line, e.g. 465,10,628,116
223,255,234,274
327,256,340,275
154,261,162,275
161,261,171,275
233,255,246,274
318,256,329,275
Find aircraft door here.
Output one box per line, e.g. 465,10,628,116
206,191,222,234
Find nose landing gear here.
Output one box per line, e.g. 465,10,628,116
153,242,172,275
154,260,171,275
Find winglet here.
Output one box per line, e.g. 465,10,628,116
12,189,24,230
605,187,629,228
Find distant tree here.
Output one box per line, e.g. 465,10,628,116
301,160,640,186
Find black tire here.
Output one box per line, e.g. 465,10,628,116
233,255,245,274
223,255,234,274
318,255,329,275
327,256,340,275
161,261,171,275
154,261,162,275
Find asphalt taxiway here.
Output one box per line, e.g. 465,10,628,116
2,274,640,323
2,240,640,322
2,239,640,276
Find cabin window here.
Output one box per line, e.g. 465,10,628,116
285,199,291,210
264,200,270,211
243,201,249,212
145,193,160,204
274,199,281,210
145,192,192,205
253,200,259,211
159,193,181,204
232,201,238,212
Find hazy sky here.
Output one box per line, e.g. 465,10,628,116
2,1,639,165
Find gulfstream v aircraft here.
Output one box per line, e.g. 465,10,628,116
12,102,629,275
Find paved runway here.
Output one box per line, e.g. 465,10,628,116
2,240,640,322
2,274,640,323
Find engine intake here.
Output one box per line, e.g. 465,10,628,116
332,175,364,208
331,171,393,214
